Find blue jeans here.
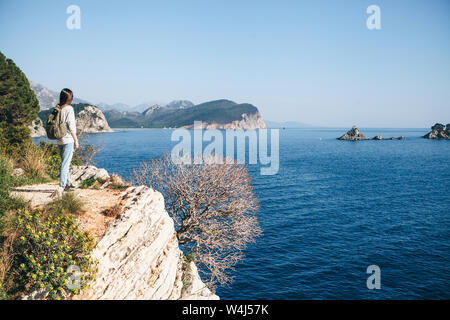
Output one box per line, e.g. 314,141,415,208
58,143,74,188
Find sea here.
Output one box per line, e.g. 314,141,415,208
36,127,450,299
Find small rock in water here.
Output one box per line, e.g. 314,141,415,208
423,123,450,139
338,126,405,141
337,125,367,140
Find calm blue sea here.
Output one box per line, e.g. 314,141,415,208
37,128,450,299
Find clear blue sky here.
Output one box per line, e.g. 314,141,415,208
1,0,449,127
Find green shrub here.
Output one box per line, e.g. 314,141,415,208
0,195,29,220
0,156,13,217
45,192,85,216
6,208,96,300
110,183,128,190
79,177,96,189
0,52,40,155
20,142,49,180
46,154,61,180
10,175,50,188
37,141,61,180
181,253,195,290
0,154,31,236
79,177,105,190
0,155,29,218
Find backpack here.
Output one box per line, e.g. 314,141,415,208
45,105,67,140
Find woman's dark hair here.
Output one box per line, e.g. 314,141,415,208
59,88,73,106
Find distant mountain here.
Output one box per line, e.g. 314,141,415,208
30,81,196,114
98,100,195,113
132,103,158,113
104,99,266,129
97,102,131,112
102,109,142,127
30,81,90,110
143,104,162,118
265,120,313,128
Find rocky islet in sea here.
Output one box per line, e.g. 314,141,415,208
423,123,450,140
337,125,404,141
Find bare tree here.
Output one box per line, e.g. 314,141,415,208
133,154,262,289
73,131,100,166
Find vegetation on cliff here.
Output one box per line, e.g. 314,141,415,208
0,150,96,300
3,208,95,300
0,104,98,300
0,52,40,155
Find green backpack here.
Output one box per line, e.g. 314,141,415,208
46,105,67,140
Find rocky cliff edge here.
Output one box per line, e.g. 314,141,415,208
17,166,218,300
77,185,218,300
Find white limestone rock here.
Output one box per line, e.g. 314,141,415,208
70,165,110,187
181,112,267,130
180,262,219,300
29,117,46,138
76,186,218,300
76,106,113,133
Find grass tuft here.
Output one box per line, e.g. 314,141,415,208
45,192,85,216
181,253,195,291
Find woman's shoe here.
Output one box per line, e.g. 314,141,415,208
64,184,75,192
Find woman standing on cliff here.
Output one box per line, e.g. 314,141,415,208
52,88,79,198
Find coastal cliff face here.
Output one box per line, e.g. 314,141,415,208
222,111,266,129
181,111,267,130
76,185,218,300
76,105,113,134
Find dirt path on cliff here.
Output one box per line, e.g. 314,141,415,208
11,183,124,242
